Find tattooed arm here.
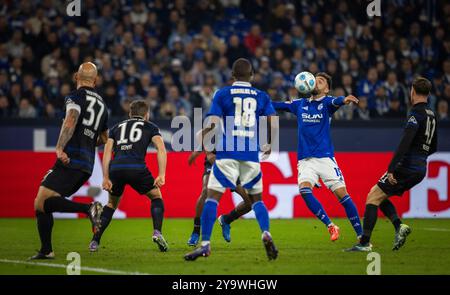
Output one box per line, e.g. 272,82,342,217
56,108,80,165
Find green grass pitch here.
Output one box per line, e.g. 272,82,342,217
1,218,449,275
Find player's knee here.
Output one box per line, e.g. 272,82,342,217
333,186,348,199
106,202,118,210
34,197,44,212
366,186,383,206
200,187,208,199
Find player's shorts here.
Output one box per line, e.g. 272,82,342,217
377,166,426,197
109,168,156,197
207,159,262,194
297,157,346,191
41,162,91,197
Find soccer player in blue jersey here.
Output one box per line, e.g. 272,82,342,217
184,58,278,261
272,72,363,241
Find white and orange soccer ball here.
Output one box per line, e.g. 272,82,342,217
294,71,316,94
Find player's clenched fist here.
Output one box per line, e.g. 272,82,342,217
102,178,112,192
154,175,165,188
56,148,70,165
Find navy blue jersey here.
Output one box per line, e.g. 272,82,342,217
63,87,108,174
109,117,161,171
207,81,276,162
272,95,345,160
388,102,437,172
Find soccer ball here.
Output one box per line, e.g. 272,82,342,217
294,71,316,94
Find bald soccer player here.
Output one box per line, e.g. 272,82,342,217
30,62,109,259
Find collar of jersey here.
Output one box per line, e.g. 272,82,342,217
308,95,326,102
232,81,252,87
79,86,95,91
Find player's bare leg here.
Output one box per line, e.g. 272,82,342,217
184,189,223,261
188,174,209,246
218,185,252,242
333,186,363,239
299,182,339,241
31,186,102,259
146,187,168,252
89,194,121,252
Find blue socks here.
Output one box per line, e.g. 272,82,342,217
201,198,271,243
252,201,270,232
340,195,363,237
300,187,332,227
200,199,218,242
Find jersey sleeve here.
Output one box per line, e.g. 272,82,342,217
64,92,83,114
100,109,109,133
206,90,223,117
148,122,162,138
387,112,421,172
326,96,345,114
108,124,116,139
261,92,276,116
404,112,421,130
271,100,296,113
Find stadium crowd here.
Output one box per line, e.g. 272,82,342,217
0,0,448,121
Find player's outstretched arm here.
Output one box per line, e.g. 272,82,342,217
56,108,80,165
201,115,221,153
102,138,114,192
152,135,167,188
271,100,293,112
188,151,202,166
343,95,359,105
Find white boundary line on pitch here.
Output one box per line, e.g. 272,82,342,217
0,259,151,275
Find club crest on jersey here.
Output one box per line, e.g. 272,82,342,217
318,103,323,110
408,116,417,124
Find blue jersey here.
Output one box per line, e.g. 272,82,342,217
207,81,276,162
272,96,345,160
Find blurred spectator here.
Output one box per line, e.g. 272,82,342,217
18,98,37,118
158,101,177,119
166,85,192,117
226,34,249,66
333,87,353,120
353,97,371,120
357,67,383,110
341,74,354,96
374,87,390,117
384,72,408,110
244,24,263,54
0,94,10,117
0,0,446,121
437,100,449,121
384,98,405,118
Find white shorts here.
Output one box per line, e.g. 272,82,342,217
297,157,346,192
208,159,263,194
